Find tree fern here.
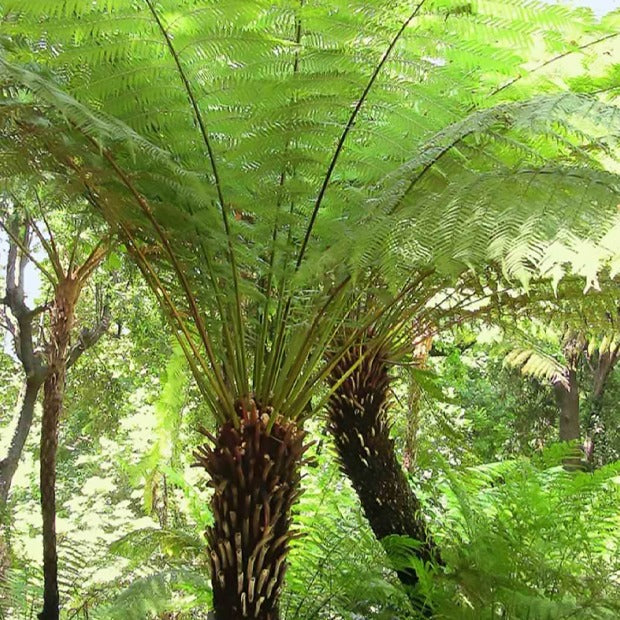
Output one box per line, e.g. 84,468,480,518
2,0,620,616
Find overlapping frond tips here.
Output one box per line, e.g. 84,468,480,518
1,0,619,419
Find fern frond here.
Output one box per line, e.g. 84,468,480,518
1,0,619,421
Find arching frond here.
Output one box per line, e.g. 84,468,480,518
1,0,619,422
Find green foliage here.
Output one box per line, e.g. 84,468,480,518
0,561,40,620
85,431,419,620
0,350,19,434
3,340,620,619
1,2,620,619
433,344,558,461
427,452,620,619
92,569,211,620
282,434,416,619
1,0,620,427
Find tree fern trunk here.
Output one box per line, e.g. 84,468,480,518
194,401,306,620
327,345,439,594
38,280,77,620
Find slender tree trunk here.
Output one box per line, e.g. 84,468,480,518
0,376,44,508
326,345,439,600
554,332,586,445
0,377,45,596
38,280,78,620
1,218,47,607
554,367,580,442
194,400,306,620
584,346,619,466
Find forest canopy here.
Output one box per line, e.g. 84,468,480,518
0,0,619,619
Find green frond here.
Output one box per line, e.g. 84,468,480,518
92,569,211,620
0,560,42,620
504,347,566,384
433,454,620,619
1,0,619,420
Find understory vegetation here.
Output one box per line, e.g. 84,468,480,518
0,0,619,618
2,334,619,619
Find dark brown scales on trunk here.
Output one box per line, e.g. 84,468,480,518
194,400,306,620
327,344,439,590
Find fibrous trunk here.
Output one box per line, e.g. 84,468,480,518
38,280,77,620
194,400,306,620
327,345,439,591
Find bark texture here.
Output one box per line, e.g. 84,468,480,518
1,218,48,595
553,332,586,445
0,377,44,507
554,367,580,442
38,279,78,620
1,216,108,619
327,345,439,591
194,401,306,620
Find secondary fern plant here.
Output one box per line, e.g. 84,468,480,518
323,267,619,612
430,452,620,619
1,1,620,618
326,334,440,605
497,286,620,464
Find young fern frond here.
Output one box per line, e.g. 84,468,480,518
504,347,567,385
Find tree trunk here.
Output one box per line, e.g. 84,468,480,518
554,368,579,441
0,376,44,508
326,345,439,601
554,332,585,445
554,367,580,442
553,366,584,471
194,400,306,620
584,346,619,466
38,280,78,620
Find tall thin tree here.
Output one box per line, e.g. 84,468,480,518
0,197,110,620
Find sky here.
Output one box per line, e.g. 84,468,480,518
543,0,619,15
